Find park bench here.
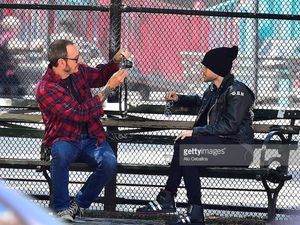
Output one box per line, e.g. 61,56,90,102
0,97,298,221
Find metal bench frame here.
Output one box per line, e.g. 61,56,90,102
0,98,298,221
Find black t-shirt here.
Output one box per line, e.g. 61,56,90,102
64,76,88,134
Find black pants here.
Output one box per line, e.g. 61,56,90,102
165,135,252,205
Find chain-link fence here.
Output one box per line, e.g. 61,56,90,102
0,0,299,221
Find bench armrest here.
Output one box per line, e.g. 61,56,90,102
40,145,51,161
259,130,292,182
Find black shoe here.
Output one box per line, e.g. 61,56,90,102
136,189,176,215
165,204,205,225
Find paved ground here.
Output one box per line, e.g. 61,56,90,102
68,216,300,225
66,211,279,225
72,217,164,225
69,216,269,225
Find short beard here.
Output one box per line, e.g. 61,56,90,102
64,68,71,73
63,65,71,73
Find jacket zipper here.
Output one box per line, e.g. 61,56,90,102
207,99,217,125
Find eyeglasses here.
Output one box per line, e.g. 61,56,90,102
164,101,174,117
63,55,80,63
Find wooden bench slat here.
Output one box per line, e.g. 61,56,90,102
0,159,270,179
2,98,300,120
0,113,43,123
0,113,298,135
127,104,300,120
0,98,38,108
0,112,277,132
0,127,44,138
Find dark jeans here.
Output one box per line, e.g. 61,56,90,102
51,136,117,212
165,135,252,205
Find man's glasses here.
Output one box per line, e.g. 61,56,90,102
63,55,80,63
164,101,174,117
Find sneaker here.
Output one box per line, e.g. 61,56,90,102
69,200,84,218
56,208,74,222
56,200,83,222
136,189,176,215
165,204,205,225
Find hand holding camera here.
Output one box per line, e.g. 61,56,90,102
98,68,128,103
112,48,133,69
107,69,128,89
120,56,133,69
108,48,132,88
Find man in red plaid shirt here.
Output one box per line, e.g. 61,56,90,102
35,39,129,222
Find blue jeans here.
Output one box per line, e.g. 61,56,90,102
50,136,117,212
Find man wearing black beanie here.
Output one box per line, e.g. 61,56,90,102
202,45,238,77
136,46,255,225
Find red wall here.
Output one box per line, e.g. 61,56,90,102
125,0,210,81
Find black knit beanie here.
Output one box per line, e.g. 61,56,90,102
201,46,238,77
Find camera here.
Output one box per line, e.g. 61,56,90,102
120,56,133,69
40,144,51,161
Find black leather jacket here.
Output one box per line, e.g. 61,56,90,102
177,74,255,144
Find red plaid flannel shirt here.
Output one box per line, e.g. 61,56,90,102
35,62,119,147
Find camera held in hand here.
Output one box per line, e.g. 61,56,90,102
120,56,133,69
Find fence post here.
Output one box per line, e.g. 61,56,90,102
108,0,122,104
104,0,122,212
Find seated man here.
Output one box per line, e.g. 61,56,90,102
136,46,255,225
35,39,129,222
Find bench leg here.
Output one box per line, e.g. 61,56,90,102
103,140,118,211
262,179,284,222
41,168,53,209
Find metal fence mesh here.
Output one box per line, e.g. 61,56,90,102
0,0,299,221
